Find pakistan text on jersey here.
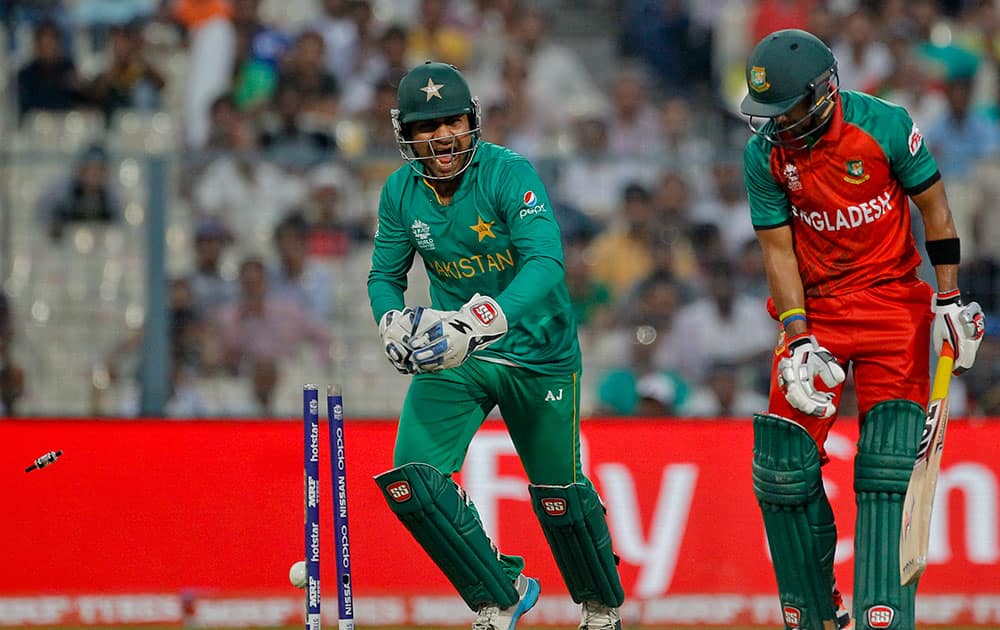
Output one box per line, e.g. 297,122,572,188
791,191,892,233
430,249,516,279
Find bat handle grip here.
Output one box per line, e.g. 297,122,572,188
941,340,955,360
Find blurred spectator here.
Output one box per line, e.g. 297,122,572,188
374,23,411,84
187,217,238,318
650,171,698,281
680,360,768,417
276,30,340,121
36,144,122,241
873,31,947,130
593,274,688,415
205,93,244,150
0,295,26,417
478,50,548,159
623,272,684,337
214,257,332,412
749,0,814,46
0,1,67,30
686,222,727,269
468,0,519,71
85,21,166,123
232,0,290,70
192,119,309,248
691,158,754,257
924,69,999,180
657,258,773,384
564,239,613,331
735,238,769,299
908,0,945,43
406,0,472,68
258,82,337,169
831,7,892,93
924,68,1000,257
174,0,236,148
335,1,387,116
101,277,223,417
556,115,660,219
70,0,160,31
229,0,287,112
586,182,656,299
303,163,369,258
510,6,607,139
658,96,715,198
16,19,86,118
606,67,664,157
596,325,690,417
353,75,404,156
268,212,335,321
620,0,710,94
805,2,836,47
316,0,362,85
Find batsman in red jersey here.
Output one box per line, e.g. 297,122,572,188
742,30,986,630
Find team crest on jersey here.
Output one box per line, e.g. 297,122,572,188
750,66,770,92
411,219,435,250
469,215,496,241
783,163,803,191
845,159,870,184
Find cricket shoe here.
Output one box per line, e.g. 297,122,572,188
579,601,622,630
472,574,540,630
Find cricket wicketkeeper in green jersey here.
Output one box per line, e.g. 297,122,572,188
367,61,625,630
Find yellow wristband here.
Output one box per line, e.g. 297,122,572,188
778,307,807,322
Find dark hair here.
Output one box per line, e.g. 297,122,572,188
622,181,650,202
274,211,310,241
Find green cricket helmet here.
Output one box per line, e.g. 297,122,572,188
741,29,839,149
391,61,482,179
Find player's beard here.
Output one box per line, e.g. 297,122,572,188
777,100,836,150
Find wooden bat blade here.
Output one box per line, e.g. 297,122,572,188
899,343,954,586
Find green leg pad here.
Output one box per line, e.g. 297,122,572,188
528,482,625,607
752,414,839,630
854,400,924,630
374,463,519,610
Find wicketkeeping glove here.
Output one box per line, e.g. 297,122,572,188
932,290,986,374
408,294,508,372
378,308,418,374
777,333,846,419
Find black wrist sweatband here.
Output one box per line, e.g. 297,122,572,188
925,238,961,266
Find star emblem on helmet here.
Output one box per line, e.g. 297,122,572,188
420,77,445,101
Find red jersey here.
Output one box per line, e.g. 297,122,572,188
743,90,940,297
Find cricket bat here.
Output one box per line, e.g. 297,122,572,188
899,341,955,586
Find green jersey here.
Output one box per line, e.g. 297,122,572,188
368,141,581,373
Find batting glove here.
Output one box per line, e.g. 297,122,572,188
932,290,986,374
777,333,846,419
409,294,508,372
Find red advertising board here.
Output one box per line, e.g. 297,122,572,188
1,418,998,626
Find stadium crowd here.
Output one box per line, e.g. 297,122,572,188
3,0,1000,418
